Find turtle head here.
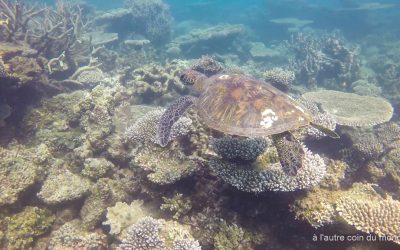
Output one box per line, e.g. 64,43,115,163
180,69,207,93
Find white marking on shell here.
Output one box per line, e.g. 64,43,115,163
295,105,305,113
260,109,278,129
299,117,305,121
218,75,230,80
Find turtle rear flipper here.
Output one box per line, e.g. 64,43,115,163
157,96,196,147
310,122,340,138
272,131,304,176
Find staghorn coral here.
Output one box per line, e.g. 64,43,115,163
208,143,326,193
160,193,192,220
0,145,41,205
103,200,149,237
263,68,295,92
302,90,393,127
210,137,268,162
48,219,108,249
125,107,192,146
2,207,54,250
37,168,92,205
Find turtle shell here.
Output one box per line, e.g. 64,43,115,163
196,74,313,137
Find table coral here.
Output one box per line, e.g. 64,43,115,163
302,90,393,127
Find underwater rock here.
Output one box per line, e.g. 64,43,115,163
0,146,41,206
48,219,108,249
209,143,326,193
302,90,393,127
103,200,149,238
2,206,54,250
37,169,92,205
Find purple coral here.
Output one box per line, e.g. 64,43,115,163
157,96,196,147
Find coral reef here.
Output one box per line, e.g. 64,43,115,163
82,157,114,180
117,216,200,250
103,200,149,237
125,107,192,146
48,219,108,249
0,145,41,205
286,32,359,89
168,24,245,56
131,145,199,185
1,206,54,250
210,137,268,162
38,168,92,205
161,193,192,220
263,67,295,92
302,90,393,127
209,143,326,193
337,196,400,245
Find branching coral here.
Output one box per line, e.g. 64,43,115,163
209,143,326,193
302,90,393,127
125,107,192,146
210,137,268,162
117,216,200,250
48,219,108,249
337,196,400,245
161,193,192,220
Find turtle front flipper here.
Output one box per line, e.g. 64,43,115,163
272,131,304,176
157,96,197,147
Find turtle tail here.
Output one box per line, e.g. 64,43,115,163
157,96,196,147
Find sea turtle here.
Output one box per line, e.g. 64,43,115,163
157,69,339,175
